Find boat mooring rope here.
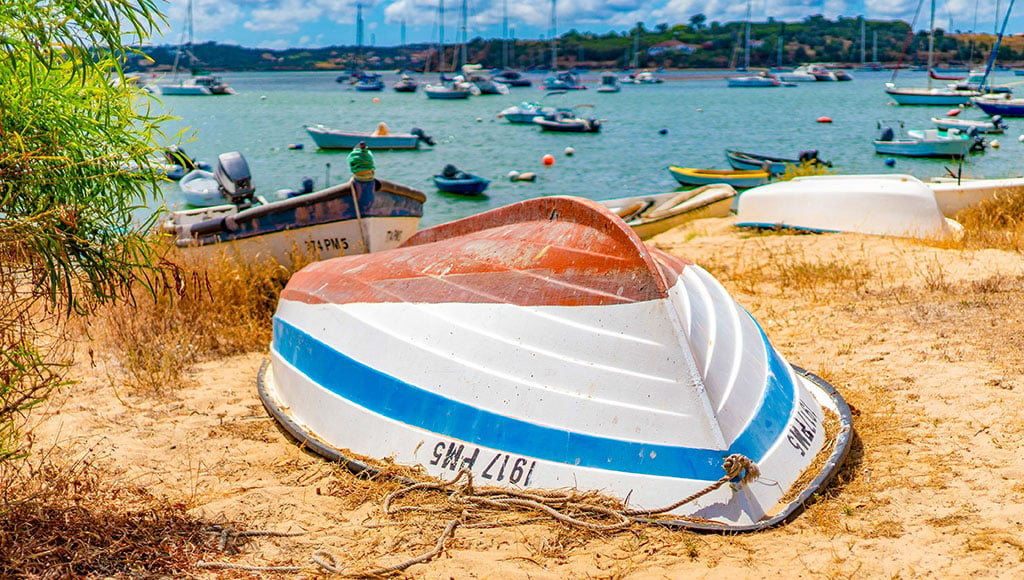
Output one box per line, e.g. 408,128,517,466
193,454,757,576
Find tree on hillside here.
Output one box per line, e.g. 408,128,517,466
689,14,707,30
0,1,169,462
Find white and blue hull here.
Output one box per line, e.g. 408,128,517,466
259,198,851,530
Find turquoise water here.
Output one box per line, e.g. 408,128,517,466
155,69,1024,227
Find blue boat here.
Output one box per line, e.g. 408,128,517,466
971,95,1024,117
354,73,385,91
433,164,490,195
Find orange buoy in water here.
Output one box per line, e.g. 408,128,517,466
817,116,833,123
946,108,961,117
542,154,555,166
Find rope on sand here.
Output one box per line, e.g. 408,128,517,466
194,455,757,576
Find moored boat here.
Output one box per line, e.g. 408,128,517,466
178,169,222,207
258,195,853,530
597,184,738,239
725,149,831,175
736,174,963,240
534,106,601,133
433,164,490,195
162,146,426,268
873,121,974,158
305,124,434,150
393,73,419,92
971,95,1024,117
931,114,1006,134
668,166,769,189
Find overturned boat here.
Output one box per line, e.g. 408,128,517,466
162,148,426,268
598,184,738,239
258,196,852,530
736,174,963,241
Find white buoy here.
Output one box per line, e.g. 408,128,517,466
1018,135,1024,143
991,139,1001,148
508,170,521,181
564,147,575,156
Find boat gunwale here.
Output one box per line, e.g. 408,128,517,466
255,360,853,533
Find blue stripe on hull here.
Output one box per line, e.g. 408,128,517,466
271,314,797,482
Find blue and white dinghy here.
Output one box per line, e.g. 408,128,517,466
258,196,852,530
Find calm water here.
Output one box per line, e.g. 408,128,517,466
154,69,1024,227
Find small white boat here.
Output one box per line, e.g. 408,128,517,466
597,184,738,239
727,74,780,88
736,174,963,240
497,101,560,124
179,169,222,207
258,195,852,530
423,75,479,99
931,115,1006,134
927,175,1024,216
154,74,235,96
305,124,434,150
596,72,621,93
873,122,974,158
163,151,427,268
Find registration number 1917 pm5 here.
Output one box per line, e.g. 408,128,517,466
428,440,537,486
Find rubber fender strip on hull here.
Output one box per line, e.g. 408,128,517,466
257,361,854,533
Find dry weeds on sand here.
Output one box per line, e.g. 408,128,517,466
3,194,1024,578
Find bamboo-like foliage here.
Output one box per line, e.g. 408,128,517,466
0,1,170,461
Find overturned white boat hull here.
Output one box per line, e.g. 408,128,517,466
736,174,963,240
259,196,852,529
927,176,1024,217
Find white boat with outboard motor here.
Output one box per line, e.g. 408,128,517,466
162,148,427,268
304,124,435,150
258,195,853,531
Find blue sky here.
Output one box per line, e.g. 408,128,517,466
147,0,1019,50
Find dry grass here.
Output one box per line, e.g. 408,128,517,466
957,186,1024,251
81,237,297,395
0,454,228,578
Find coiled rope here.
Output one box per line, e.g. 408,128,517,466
196,453,758,576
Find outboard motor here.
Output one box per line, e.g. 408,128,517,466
967,127,986,152
214,151,255,205
877,126,895,142
164,146,197,171
411,127,435,146
798,149,819,163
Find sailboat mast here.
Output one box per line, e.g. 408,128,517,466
439,0,445,72
632,27,639,69
743,0,751,70
502,0,509,69
550,0,557,70
926,0,934,90
460,0,467,68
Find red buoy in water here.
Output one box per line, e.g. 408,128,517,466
542,154,555,166
946,108,961,117
817,116,833,123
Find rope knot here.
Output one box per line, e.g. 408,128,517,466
722,453,760,484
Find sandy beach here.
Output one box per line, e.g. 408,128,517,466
27,215,1024,578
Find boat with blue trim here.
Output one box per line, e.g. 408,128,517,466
258,195,853,530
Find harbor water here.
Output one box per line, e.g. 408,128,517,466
155,69,1024,227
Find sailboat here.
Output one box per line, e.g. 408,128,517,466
538,0,587,91
423,0,477,99
884,0,982,105
726,1,779,88
153,0,234,96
